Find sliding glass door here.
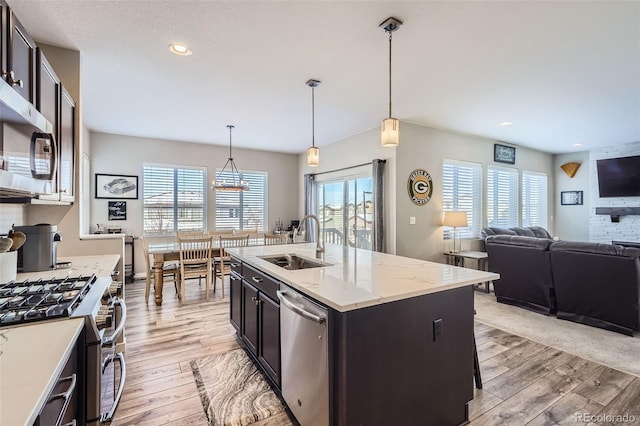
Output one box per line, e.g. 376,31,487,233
317,175,373,249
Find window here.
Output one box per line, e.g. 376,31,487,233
214,170,267,231
442,160,482,239
316,173,373,249
522,171,548,228
487,165,519,228
143,164,206,235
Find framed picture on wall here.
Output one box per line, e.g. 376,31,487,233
108,201,127,220
95,174,138,199
494,144,516,164
561,191,583,205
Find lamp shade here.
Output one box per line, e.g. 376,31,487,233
381,117,399,147
443,211,468,228
307,146,320,167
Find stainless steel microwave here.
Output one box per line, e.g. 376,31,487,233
0,79,56,198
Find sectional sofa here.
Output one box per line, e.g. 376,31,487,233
482,227,640,336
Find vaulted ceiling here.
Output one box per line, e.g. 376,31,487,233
9,0,640,154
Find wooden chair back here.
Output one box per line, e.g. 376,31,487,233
218,233,250,250
264,233,288,245
177,235,213,303
177,230,206,239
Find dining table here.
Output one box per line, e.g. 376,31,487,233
146,236,263,305
146,239,223,306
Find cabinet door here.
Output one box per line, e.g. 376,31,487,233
7,8,36,104
58,87,75,201
258,293,280,386
241,280,259,356
230,272,242,332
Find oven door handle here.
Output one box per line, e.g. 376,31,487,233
46,373,77,426
101,297,127,348
100,352,126,423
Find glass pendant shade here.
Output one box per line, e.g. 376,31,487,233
307,146,320,166
381,117,400,147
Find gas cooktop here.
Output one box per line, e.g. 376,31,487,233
0,275,97,327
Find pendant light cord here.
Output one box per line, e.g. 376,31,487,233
228,125,233,159
312,85,316,148
388,31,393,118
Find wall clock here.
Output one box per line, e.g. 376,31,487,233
407,169,433,206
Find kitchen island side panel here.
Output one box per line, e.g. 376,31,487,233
332,285,474,426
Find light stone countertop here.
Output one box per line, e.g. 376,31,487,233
0,318,85,426
16,254,120,282
227,243,499,312
2,254,119,425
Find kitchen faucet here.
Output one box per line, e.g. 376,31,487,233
295,214,324,258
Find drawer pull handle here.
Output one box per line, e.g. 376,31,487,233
47,373,77,426
230,263,239,267
251,276,263,283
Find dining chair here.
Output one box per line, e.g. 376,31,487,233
214,233,250,298
140,236,180,304
264,233,288,245
292,229,306,243
178,235,213,303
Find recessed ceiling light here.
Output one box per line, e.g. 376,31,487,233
169,43,192,56
499,121,512,127
572,143,583,147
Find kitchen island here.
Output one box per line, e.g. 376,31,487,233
227,243,499,426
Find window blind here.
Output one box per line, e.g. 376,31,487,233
522,171,548,228
487,165,519,228
214,170,268,231
143,164,206,235
442,159,482,239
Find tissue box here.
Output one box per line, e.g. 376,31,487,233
0,251,17,283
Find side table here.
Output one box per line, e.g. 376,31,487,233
443,250,491,293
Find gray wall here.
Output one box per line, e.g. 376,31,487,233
395,123,554,262
554,151,590,241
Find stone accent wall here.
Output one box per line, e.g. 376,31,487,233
589,142,640,243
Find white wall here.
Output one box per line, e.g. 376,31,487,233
298,127,397,254
554,151,590,241
395,123,554,261
589,142,640,243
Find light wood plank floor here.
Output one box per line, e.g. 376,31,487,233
114,279,640,425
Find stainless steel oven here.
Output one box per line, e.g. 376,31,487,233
0,274,127,424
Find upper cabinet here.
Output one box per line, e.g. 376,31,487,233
5,4,36,104
59,87,75,202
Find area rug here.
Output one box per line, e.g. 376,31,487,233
474,290,640,377
191,349,286,426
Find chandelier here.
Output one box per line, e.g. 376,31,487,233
211,125,249,192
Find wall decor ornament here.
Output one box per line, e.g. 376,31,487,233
494,143,516,164
561,191,583,205
407,169,433,205
560,162,581,178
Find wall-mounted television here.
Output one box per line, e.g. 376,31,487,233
596,155,640,198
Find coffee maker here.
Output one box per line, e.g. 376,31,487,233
15,224,61,272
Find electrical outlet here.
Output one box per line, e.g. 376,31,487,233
433,318,443,341
409,216,416,225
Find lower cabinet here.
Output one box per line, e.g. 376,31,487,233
231,256,281,388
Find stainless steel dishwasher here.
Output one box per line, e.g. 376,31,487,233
277,285,329,426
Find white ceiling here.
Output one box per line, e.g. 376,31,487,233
9,0,640,155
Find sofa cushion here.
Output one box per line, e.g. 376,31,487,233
481,226,551,240
550,240,640,257
486,235,552,250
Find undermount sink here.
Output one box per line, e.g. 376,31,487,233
259,254,332,270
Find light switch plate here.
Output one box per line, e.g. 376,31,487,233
409,216,416,225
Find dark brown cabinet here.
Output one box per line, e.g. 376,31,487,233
241,280,259,355
231,257,281,388
6,5,36,104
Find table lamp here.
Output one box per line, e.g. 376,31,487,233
443,211,468,254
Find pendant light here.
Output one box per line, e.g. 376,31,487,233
211,125,249,192
306,79,321,166
379,17,403,147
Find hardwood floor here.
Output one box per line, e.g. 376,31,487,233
115,279,640,426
